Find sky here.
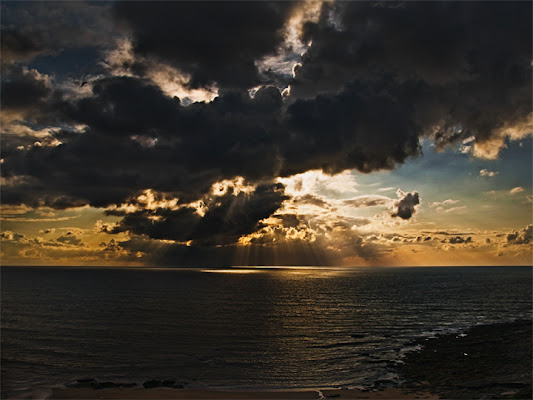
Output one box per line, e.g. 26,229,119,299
0,1,531,267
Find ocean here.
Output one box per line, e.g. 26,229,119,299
1,266,531,397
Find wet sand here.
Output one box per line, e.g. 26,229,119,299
14,320,531,400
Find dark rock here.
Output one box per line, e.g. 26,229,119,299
174,383,185,389
143,380,162,389
77,378,96,383
120,383,137,388
161,380,175,387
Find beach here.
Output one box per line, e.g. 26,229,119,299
15,319,528,400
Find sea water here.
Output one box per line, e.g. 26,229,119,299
1,266,531,397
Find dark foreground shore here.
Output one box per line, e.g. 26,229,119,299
398,319,532,399
12,320,532,400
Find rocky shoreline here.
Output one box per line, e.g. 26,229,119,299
397,320,532,399
10,320,532,399
65,378,185,390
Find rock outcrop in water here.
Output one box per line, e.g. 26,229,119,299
67,379,129,389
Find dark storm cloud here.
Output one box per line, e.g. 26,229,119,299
2,77,285,208
284,79,420,175
1,1,114,65
2,74,418,211
391,190,420,220
104,183,287,245
1,65,51,112
5,78,294,209
0,176,90,211
292,1,471,95
0,65,70,130
64,76,182,137
291,1,532,151
1,1,531,256
0,29,43,64
112,1,299,90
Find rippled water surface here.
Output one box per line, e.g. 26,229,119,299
2,266,531,396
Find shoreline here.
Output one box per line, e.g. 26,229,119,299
8,320,531,400
46,387,436,400
398,319,532,399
